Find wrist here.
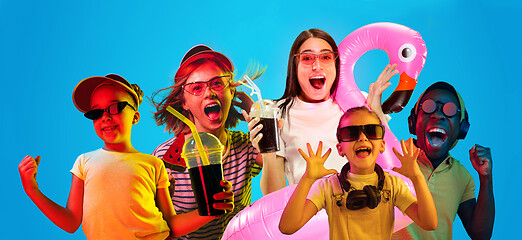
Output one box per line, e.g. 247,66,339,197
408,174,425,182
479,173,493,183
301,174,319,184
24,186,41,199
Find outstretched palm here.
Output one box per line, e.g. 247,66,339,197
367,64,398,122
298,141,338,180
392,138,421,179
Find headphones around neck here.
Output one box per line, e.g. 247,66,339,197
336,163,385,210
407,82,470,139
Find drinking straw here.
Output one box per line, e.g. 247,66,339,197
167,106,226,216
238,75,266,117
166,106,210,166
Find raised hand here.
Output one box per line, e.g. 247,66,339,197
469,144,493,176
233,90,254,121
18,155,41,193
367,64,398,122
213,180,234,213
392,138,422,179
298,142,337,180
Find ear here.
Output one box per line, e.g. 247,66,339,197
379,139,386,153
336,143,344,157
182,101,189,111
132,111,140,125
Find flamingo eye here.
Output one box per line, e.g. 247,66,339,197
398,43,416,63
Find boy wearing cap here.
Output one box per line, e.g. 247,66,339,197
392,82,495,239
18,74,235,239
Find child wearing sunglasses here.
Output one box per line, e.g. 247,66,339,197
18,74,234,239
279,106,437,240
392,82,494,240
150,45,275,239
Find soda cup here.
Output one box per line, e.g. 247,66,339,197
250,100,280,153
181,132,226,216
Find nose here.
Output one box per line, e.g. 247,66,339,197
357,131,369,141
101,111,112,121
430,106,446,120
312,56,322,70
202,84,217,98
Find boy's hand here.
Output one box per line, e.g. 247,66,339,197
241,110,284,152
213,180,234,213
233,91,254,121
298,142,337,180
367,64,398,119
392,138,422,179
18,155,41,192
469,144,492,177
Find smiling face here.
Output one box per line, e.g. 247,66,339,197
296,37,337,103
182,62,234,135
415,88,460,161
336,110,385,175
90,84,139,151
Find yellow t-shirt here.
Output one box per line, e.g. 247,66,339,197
308,172,416,240
71,149,170,240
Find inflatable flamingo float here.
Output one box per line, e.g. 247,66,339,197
335,22,427,172
222,22,427,240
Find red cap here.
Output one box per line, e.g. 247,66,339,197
72,74,139,113
174,45,233,82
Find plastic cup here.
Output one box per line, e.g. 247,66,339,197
181,132,226,216
250,99,280,153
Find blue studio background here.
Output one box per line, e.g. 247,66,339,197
2,0,520,239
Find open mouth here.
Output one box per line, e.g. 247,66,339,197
204,103,221,121
309,76,325,89
355,147,372,158
426,128,447,147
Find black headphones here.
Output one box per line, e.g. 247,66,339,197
336,162,385,210
407,82,470,139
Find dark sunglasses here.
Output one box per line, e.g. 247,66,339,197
337,124,385,142
420,99,460,118
182,75,232,96
84,101,136,120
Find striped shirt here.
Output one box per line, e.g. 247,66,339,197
153,130,261,239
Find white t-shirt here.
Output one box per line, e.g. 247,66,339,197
278,97,346,185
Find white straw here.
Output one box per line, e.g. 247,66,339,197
240,75,265,117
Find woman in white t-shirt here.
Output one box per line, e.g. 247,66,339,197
246,29,398,194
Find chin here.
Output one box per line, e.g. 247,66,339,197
425,148,448,160
305,92,329,102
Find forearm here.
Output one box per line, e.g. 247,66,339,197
26,189,81,233
168,210,215,237
279,177,315,234
260,155,286,195
470,175,495,239
410,175,437,230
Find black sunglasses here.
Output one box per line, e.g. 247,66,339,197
420,99,460,118
84,101,136,120
337,124,385,142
